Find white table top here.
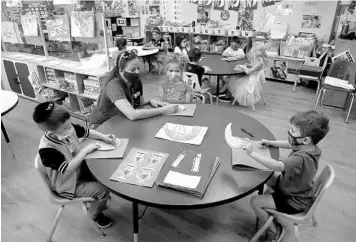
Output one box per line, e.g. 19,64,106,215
1,90,19,115
108,46,159,58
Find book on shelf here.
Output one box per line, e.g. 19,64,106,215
156,156,220,198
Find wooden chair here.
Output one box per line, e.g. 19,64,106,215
315,60,356,123
182,72,213,104
34,155,106,242
250,165,335,242
293,50,328,95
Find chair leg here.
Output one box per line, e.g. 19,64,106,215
81,202,106,238
293,224,301,242
47,205,65,242
293,77,298,92
345,93,355,123
312,214,318,227
315,88,324,109
320,88,326,106
250,215,275,242
316,80,321,96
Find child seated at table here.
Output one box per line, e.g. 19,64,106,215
227,45,267,110
221,36,246,59
185,47,211,90
159,53,192,103
33,102,116,229
144,27,166,71
241,110,329,241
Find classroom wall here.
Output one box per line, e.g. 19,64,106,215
181,0,338,41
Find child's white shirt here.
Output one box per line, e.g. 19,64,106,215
222,47,245,58
174,46,189,59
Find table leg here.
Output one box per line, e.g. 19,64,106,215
216,75,220,105
2,121,10,143
255,185,265,229
133,202,139,242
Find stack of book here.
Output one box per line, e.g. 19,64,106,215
45,68,57,87
156,155,220,198
83,76,100,97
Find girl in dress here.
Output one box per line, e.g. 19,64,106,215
160,53,192,103
228,45,267,111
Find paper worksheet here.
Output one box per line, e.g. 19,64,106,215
155,123,208,145
163,171,201,189
170,104,196,117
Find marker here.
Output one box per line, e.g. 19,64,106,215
241,128,254,138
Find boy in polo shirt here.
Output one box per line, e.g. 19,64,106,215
33,102,116,228
243,110,329,241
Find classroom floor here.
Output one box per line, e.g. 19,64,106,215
2,72,356,242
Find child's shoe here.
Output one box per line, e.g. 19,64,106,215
262,223,283,242
94,213,112,229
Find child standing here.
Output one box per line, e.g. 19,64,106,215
242,110,330,241
174,34,190,63
144,27,166,71
160,53,192,103
227,45,267,110
33,102,116,228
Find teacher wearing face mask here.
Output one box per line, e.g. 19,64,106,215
90,50,178,129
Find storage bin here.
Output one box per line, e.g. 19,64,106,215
280,42,313,59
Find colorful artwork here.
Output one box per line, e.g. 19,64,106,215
270,59,288,80
21,15,38,36
213,0,225,10
127,0,138,16
301,15,321,28
228,0,240,11
276,4,293,16
238,9,254,31
262,0,275,7
1,21,22,43
110,148,169,187
46,15,71,41
197,5,210,24
71,11,95,38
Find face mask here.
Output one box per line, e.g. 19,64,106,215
124,70,140,84
287,131,305,146
55,127,74,140
168,72,181,82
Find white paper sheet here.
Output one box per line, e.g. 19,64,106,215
155,123,208,145
324,76,355,90
163,171,201,189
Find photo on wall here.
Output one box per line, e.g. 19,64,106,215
301,15,321,28
270,59,288,80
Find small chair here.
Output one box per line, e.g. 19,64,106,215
294,50,328,95
315,60,356,123
182,72,214,104
34,155,106,242
250,165,335,242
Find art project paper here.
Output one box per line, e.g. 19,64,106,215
83,139,129,159
276,4,293,16
21,15,38,36
1,22,21,43
213,0,225,10
170,104,196,117
110,148,168,187
71,11,95,38
155,123,208,145
238,9,254,31
46,15,71,41
301,15,321,29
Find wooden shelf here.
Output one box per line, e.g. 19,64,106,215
79,93,99,101
42,83,79,95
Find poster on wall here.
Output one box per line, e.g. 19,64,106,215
238,9,254,31
245,0,258,10
149,5,160,15
301,15,321,28
21,15,38,36
202,0,213,7
213,0,225,10
197,5,211,24
71,11,95,38
228,0,240,11
1,21,22,43
172,0,183,22
127,0,138,16
190,0,199,4
262,0,275,7
270,59,288,80
46,15,71,42
276,4,293,16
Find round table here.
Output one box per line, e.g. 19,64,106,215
1,90,19,143
200,55,247,104
87,104,279,242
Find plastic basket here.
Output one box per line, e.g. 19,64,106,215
280,42,313,59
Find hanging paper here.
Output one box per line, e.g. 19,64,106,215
262,0,275,7
21,15,38,36
301,15,321,28
127,0,138,16
245,0,257,10
276,4,293,16
213,0,225,10
197,5,211,24
117,18,127,26
260,12,277,32
190,0,199,4
131,18,139,26
203,0,213,6
46,15,71,41
238,9,254,31
270,21,288,39
228,0,240,11
71,11,95,38
1,21,22,43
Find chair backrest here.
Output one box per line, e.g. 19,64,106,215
305,165,335,217
328,60,356,84
34,155,59,203
182,72,201,92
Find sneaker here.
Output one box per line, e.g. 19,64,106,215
94,213,112,229
263,223,283,242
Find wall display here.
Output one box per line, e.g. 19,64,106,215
245,0,258,10
127,0,138,16
228,0,240,11
220,10,230,21
1,21,22,44
202,0,213,7
71,11,95,38
213,0,225,10
276,3,293,16
141,6,149,15
190,0,199,4
46,15,71,42
238,9,254,31
149,5,160,15
270,59,288,80
301,15,321,28
21,15,38,36
197,5,211,24
262,0,275,7
116,17,127,26
172,0,183,23
131,18,139,26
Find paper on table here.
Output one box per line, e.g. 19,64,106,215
83,139,129,159
155,123,208,145
170,104,196,117
163,170,201,189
